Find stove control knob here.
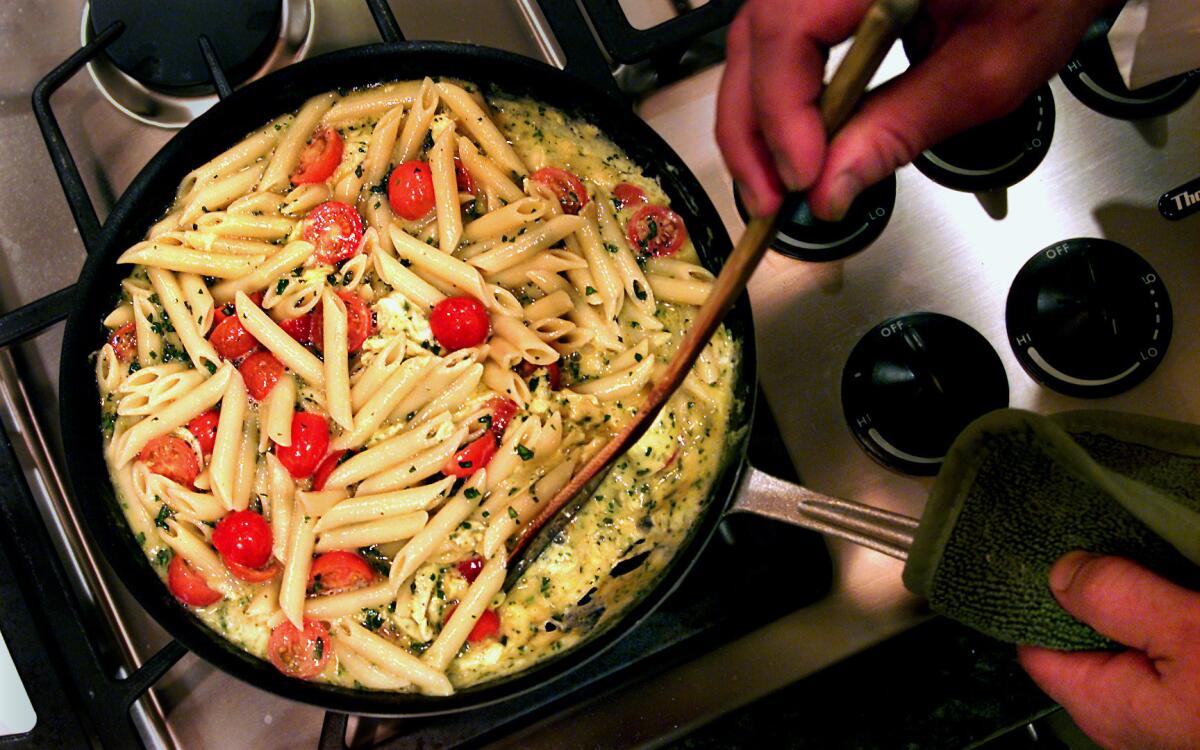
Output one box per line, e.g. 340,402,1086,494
912,85,1055,192
1006,238,1172,397
842,313,1009,475
733,175,896,262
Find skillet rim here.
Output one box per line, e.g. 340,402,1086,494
59,39,757,716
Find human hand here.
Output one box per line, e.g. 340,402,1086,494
716,0,1109,219
1017,552,1200,750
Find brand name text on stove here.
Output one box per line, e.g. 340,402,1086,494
1170,187,1200,210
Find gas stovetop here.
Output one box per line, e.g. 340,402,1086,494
0,0,1197,748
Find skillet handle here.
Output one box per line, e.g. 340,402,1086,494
730,465,918,560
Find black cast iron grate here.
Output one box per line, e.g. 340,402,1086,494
1,1,830,747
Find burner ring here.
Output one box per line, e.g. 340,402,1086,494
81,0,314,129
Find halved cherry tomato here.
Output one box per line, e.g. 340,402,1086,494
518,361,561,391
274,412,329,479
456,556,485,583
388,161,436,220
139,435,200,487
626,204,687,257
304,201,364,265
267,619,331,679
311,450,346,491
444,604,501,644
209,315,259,360
187,409,220,457
291,127,344,185
454,155,475,194
308,551,374,595
168,555,222,607
212,509,273,569
429,296,490,351
239,351,285,401
278,314,313,345
226,558,281,583
530,167,589,214
487,397,519,439
310,291,372,353
443,434,498,478
612,182,648,209
212,291,263,327
109,322,137,361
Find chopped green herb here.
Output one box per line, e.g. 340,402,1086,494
464,488,480,499
515,444,534,461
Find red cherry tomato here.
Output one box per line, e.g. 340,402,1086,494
109,322,137,361
304,201,364,265
456,556,485,583
626,204,687,257
444,605,501,644
167,555,222,607
239,351,285,401
274,412,330,479
209,314,259,361
139,435,200,487
487,397,518,439
225,558,281,583
443,434,498,478
310,291,372,353
429,296,490,351
212,291,263,328
212,509,273,569
267,619,331,679
612,182,649,209
517,361,561,390
454,156,475,194
311,450,346,491
278,314,313,345
308,551,374,595
530,167,589,214
291,127,344,185
388,161,437,220
186,409,220,457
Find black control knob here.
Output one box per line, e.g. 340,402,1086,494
1059,13,1200,119
842,313,1009,475
912,85,1055,192
733,175,896,262
1006,238,1172,398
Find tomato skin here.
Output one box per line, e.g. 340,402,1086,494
445,604,501,643
388,161,437,220
226,558,281,583
274,412,330,479
291,127,344,185
311,450,346,491
139,435,200,487
304,201,364,265
213,291,263,328
443,435,498,478
109,322,137,361
267,619,331,680
278,314,313,345
209,315,260,360
530,167,589,214
456,556,485,583
168,555,222,607
186,410,220,457
310,291,373,353
626,204,687,257
518,360,562,391
429,296,490,351
612,182,648,209
212,510,273,569
487,397,518,439
308,551,374,595
454,156,475,194
239,351,285,401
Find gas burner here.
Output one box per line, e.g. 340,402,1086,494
733,175,896,262
912,85,1055,193
82,0,314,128
841,313,1009,475
1060,14,1200,120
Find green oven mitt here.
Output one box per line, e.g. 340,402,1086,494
903,409,1200,650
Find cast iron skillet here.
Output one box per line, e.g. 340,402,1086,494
60,42,757,716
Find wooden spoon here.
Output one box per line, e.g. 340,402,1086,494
505,0,922,589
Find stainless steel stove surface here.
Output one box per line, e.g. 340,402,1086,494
1,0,1198,747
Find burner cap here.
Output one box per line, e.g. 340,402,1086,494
90,0,282,94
